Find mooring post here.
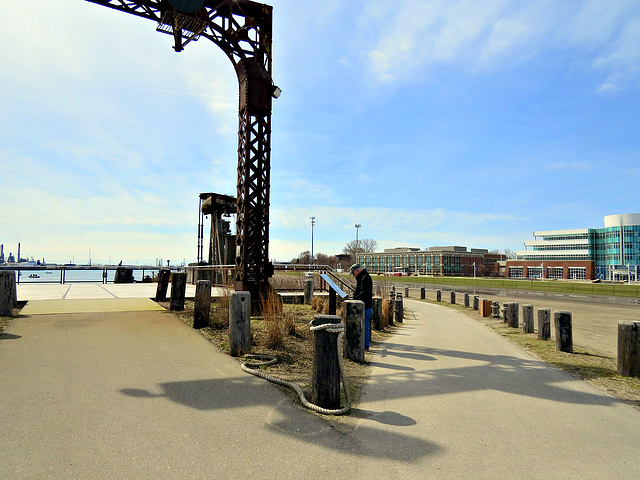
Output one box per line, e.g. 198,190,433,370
473,295,479,310
155,268,171,302
311,314,342,410
343,300,365,363
169,272,187,311
450,291,456,304
193,280,212,329
509,302,519,328
404,287,409,298
522,304,534,333
395,293,404,323
229,291,251,357
502,302,511,324
387,291,395,326
420,287,425,300
0,270,16,316
436,289,442,302
554,311,573,353
618,321,640,378
537,308,551,340
464,293,469,307
114,266,134,284
304,278,313,305
372,296,382,330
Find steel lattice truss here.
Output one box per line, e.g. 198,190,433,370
87,0,275,304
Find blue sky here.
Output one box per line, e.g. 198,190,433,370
1,1,639,265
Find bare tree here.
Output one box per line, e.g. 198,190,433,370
343,238,377,261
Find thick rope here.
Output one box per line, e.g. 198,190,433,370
240,322,351,415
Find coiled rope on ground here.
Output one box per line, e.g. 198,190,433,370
240,321,351,416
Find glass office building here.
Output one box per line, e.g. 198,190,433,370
515,214,640,281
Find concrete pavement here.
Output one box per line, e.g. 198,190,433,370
1,292,639,479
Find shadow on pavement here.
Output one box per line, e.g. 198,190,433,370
366,342,618,407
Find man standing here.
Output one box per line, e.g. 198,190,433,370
350,263,373,350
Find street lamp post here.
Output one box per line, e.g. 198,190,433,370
355,224,361,264
310,216,315,268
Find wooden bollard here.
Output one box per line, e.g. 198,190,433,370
537,308,551,340
522,305,534,333
436,289,442,302
618,321,640,378
303,278,313,305
450,291,456,304
229,291,251,356
509,302,519,328
311,314,342,410
193,280,211,329
169,272,187,311
0,270,16,316
343,300,365,363
473,295,479,310
114,266,134,283
394,296,404,323
554,311,573,353
464,293,469,307
420,287,425,300
155,268,171,302
372,296,382,330
479,299,492,317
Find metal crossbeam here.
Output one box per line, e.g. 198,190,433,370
87,0,276,309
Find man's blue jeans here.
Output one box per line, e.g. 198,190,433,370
365,307,373,349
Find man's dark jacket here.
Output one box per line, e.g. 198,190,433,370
353,268,373,309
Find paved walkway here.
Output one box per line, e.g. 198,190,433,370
1,293,638,479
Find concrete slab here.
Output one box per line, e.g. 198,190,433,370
19,298,165,315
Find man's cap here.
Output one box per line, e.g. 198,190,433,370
350,263,361,273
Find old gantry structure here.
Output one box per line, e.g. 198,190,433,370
87,1,278,308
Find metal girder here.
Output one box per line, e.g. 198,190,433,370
87,0,275,307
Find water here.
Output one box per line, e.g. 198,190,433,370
15,268,160,284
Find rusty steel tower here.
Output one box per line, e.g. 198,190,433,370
87,0,278,307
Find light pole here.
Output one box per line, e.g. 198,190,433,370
354,224,361,264
310,216,315,268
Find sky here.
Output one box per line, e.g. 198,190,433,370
1,1,639,265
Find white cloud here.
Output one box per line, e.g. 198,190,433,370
353,0,640,88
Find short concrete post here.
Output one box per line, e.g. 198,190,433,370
502,302,511,323
473,295,479,310
537,309,551,340
491,301,500,318
509,302,519,328
522,305,534,333
450,291,456,304
0,270,16,316
420,287,425,300
372,296,382,330
464,293,469,307
343,300,365,363
155,268,171,302
304,278,313,305
193,280,211,329
394,295,404,323
169,272,187,311
404,287,409,298
436,289,442,302
311,314,342,409
554,311,573,353
618,321,640,378
229,291,251,356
